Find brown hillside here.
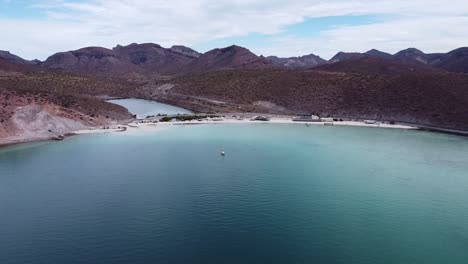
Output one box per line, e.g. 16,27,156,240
182,45,272,73
0,57,38,73
0,71,135,139
315,57,444,75
173,69,468,130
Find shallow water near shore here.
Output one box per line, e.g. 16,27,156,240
107,98,193,118
1,124,468,264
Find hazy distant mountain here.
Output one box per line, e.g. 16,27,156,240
364,49,393,60
391,47,468,72
0,51,40,72
183,45,272,73
329,49,392,63
42,44,274,75
432,47,468,73
267,54,326,68
393,48,436,64
169,45,201,59
42,47,134,74
315,56,444,75
0,50,38,65
323,48,468,73
42,43,201,75
113,43,200,74
329,52,364,63
2,44,467,75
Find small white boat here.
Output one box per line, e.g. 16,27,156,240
220,150,226,156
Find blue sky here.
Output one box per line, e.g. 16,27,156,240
1,0,467,60
2,1,35,18
193,15,382,56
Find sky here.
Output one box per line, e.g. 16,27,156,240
1,0,467,60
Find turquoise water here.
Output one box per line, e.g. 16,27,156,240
107,98,193,118
1,124,468,264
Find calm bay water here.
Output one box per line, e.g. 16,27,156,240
107,98,193,118
1,124,468,264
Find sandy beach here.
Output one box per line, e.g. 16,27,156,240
75,115,416,136
0,114,442,149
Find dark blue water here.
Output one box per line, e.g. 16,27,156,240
1,124,468,264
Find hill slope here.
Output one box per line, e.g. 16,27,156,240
173,69,468,130
42,43,201,75
182,45,272,73
267,54,326,68
433,47,468,73
0,50,38,65
315,57,444,75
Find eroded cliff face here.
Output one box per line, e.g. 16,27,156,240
12,105,89,137
0,103,88,144
0,90,131,145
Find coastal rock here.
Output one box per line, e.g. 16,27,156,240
12,104,88,138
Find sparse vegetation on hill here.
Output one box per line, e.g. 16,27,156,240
0,71,140,96
0,72,133,140
1,43,468,142
173,69,468,130
159,114,220,122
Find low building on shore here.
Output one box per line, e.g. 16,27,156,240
293,114,321,122
252,116,271,121
321,117,334,122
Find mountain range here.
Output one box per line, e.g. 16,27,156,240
2,44,468,74
327,48,468,73
1,43,468,142
40,43,201,75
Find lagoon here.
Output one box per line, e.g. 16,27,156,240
1,124,468,263
107,98,193,118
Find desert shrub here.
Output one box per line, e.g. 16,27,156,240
160,116,172,122
159,115,220,122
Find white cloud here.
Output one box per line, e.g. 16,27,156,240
255,16,468,59
0,0,467,60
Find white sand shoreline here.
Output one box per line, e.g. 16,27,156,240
72,116,417,137
5,114,468,149
9,111,461,150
